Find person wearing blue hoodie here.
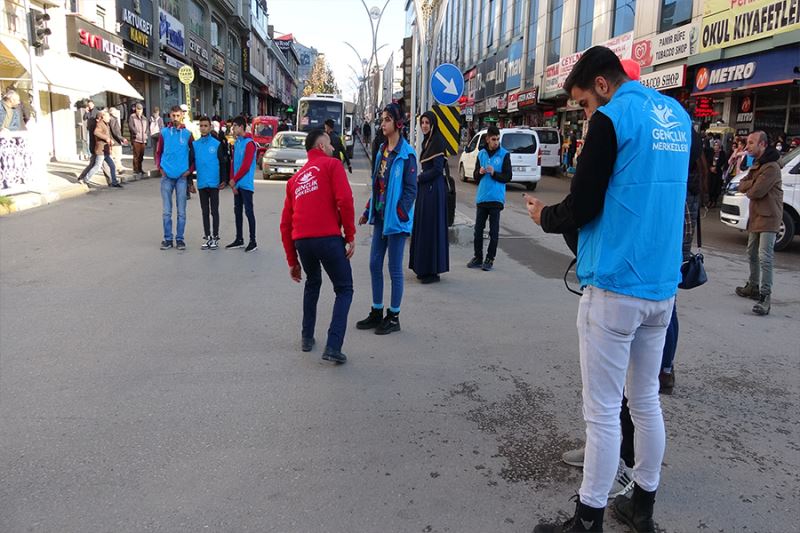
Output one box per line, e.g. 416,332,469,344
467,125,512,272
191,116,230,250
155,106,194,250
355,103,417,335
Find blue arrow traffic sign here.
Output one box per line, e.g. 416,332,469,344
431,63,464,106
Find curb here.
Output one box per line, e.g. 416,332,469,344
0,184,90,216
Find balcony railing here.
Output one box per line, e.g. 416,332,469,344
0,131,35,195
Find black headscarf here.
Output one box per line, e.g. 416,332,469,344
420,110,448,162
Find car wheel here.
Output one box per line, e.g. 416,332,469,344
774,210,795,251
526,182,537,191
459,164,467,182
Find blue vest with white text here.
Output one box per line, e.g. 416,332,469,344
476,147,509,205
233,136,257,192
194,135,222,189
578,81,691,301
161,127,192,179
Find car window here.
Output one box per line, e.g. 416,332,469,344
502,133,537,154
466,134,480,153
536,130,559,144
273,134,306,149
257,125,274,138
779,146,800,169
478,134,486,151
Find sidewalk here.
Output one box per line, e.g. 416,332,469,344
1,154,160,216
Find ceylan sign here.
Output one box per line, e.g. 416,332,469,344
545,32,634,93
692,46,799,94
700,0,800,52
159,9,185,55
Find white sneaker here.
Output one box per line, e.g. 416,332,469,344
608,458,634,499
561,446,584,467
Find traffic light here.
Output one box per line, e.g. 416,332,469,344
28,9,51,49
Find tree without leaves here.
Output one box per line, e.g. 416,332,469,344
303,56,339,96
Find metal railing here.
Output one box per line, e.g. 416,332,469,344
0,131,36,195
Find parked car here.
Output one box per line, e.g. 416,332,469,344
458,127,542,190
250,115,280,169
720,146,800,251
261,131,308,180
533,127,561,170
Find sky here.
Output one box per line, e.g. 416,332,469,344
267,0,406,101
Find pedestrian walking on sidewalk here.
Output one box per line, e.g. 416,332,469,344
77,110,122,188
324,119,352,173
355,103,417,335
225,116,258,252
466,125,512,272
525,46,692,532
155,106,194,250
149,107,163,161
193,116,230,250
734,131,783,316
107,107,128,178
82,99,98,159
409,110,449,283
128,103,149,179
280,129,356,364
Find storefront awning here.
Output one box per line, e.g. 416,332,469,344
36,54,143,100
0,36,32,81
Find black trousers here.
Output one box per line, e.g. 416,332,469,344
198,187,220,237
474,205,501,261
234,189,256,242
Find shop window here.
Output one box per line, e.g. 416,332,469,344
159,0,180,18
659,0,692,33
188,0,204,38
228,33,238,63
612,0,635,37
95,5,105,28
525,0,539,86
211,19,220,49
576,0,594,52
512,0,523,39
756,88,790,108
547,0,564,66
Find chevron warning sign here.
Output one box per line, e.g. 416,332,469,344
431,105,462,156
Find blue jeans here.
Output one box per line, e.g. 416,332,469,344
660,301,678,371
79,153,117,185
234,189,256,243
161,177,187,241
747,231,776,295
295,236,354,351
370,222,407,312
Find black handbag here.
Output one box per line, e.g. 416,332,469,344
443,158,456,227
679,206,708,290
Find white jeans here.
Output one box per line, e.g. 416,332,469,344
577,286,673,508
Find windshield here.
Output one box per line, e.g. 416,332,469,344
779,146,800,168
255,124,274,138
536,130,559,144
272,133,306,149
502,133,537,154
298,99,343,133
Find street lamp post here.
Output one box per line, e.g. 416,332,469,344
360,0,390,120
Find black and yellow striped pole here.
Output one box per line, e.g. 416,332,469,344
431,104,462,156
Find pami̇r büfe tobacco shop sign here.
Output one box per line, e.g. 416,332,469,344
700,0,800,52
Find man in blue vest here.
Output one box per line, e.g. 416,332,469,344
526,47,691,533
155,105,194,250
191,116,230,250
466,125,512,272
226,116,258,252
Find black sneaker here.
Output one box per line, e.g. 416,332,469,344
226,239,244,249
482,259,494,271
612,484,656,533
356,308,384,330
201,236,211,250
322,347,347,364
658,369,675,394
245,241,258,253
534,496,604,532
301,337,315,352
176,240,186,250
375,310,400,335
160,240,173,250
209,236,220,250
110,182,124,188
467,257,483,269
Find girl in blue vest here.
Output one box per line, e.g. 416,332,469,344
192,116,230,250
356,103,418,335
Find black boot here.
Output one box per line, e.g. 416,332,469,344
375,310,400,335
356,308,383,330
533,497,604,532
612,483,656,533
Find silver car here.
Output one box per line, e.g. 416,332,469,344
261,132,308,180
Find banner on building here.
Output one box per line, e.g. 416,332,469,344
700,0,800,52
632,23,699,67
544,32,634,94
692,46,799,94
159,9,185,55
640,65,687,91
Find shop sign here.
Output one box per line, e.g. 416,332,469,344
229,68,239,85
505,41,523,92
164,53,182,70
497,95,507,110
737,95,754,123
198,66,224,85
484,55,498,98
119,0,154,50
242,46,250,74
692,46,799,94
486,95,500,111
544,32,634,93
640,65,687,91
736,128,751,135
66,15,126,69
189,37,209,63
126,51,165,76
212,50,225,75
700,0,800,52
632,23,699,68
517,87,538,108
464,106,474,122
159,10,185,55
507,91,519,113
694,96,717,118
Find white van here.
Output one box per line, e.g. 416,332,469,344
458,127,542,190
720,146,800,251
533,127,561,170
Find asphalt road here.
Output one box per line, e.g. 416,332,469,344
1,145,798,532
